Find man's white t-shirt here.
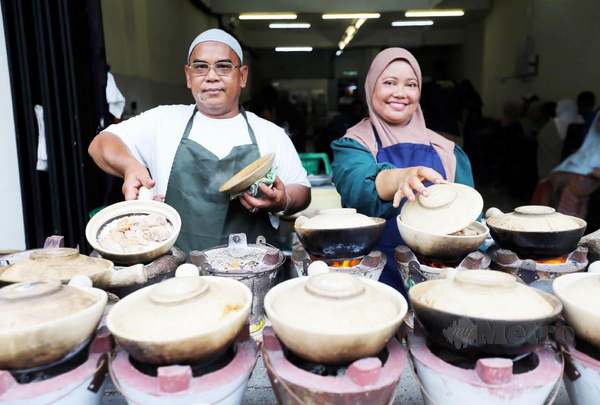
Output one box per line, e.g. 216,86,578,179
105,104,310,197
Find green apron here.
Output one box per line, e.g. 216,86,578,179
164,107,277,255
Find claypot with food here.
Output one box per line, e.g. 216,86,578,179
486,206,587,257
397,219,488,260
86,187,182,265
0,279,107,369
294,208,385,259
106,267,252,365
264,272,407,364
553,272,600,348
397,183,485,259
409,270,562,356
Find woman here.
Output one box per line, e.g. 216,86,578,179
548,112,600,219
331,48,474,294
537,99,583,179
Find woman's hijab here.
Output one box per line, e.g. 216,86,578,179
554,111,600,176
554,99,583,140
344,48,457,181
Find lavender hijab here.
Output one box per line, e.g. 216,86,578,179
344,48,457,181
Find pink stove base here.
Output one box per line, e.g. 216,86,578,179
109,337,258,405
262,327,408,404
564,344,600,405
408,331,563,404
0,330,111,405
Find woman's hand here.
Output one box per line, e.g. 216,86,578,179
376,166,446,208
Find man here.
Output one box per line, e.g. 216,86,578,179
89,29,311,253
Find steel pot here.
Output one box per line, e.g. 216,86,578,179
486,206,586,257
106,267,252,365
0,278,107,369
409,270,562,356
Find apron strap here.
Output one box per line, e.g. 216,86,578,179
371,123,383,151
182,107,198,140
183,106,257,146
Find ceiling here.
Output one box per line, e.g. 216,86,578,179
200,0,492,49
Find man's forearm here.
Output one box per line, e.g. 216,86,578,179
283,185,311,215
88,132,142,178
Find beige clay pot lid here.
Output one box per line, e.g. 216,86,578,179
268,272,401,334
556,274,600,310
485,205,584,232
295,208,376,230
411,270,556,320
0,281,103,331
400,183,483,235
0,248,113,283
107,276,250,341
219,153,274,194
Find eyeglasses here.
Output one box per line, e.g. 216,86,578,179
188,61,241,76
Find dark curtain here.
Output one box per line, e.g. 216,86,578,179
1,0,108,250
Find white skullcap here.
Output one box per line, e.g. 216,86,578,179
187,28,243,64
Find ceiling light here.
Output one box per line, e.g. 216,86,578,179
392,20,434,27
336,50,343,56
354,18,367,29
338,41,346,50
269,23,310,29
275,47,313,52
345,26,357,36
405,9,464,17
322,13,380,20
239,13,297,20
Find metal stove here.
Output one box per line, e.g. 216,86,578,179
563,338,600,405
109,329,258,405
488,245,588,290
394,245,491,292
408,328,563,405
291,244,386,280
262,326,408,404
0,329,112,405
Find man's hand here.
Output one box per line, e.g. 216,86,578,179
122,164,155,200
239,176,287,214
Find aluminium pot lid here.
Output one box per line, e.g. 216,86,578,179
400,183,483,235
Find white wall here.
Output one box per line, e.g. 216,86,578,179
0,7,26,250
481,0,600,118
101,0,218,112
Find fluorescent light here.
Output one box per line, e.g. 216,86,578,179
336,50,343,56
269,23,310,29
392,20,434,27
338,41,346,50
239,13,297,20
405,9,464,17
322,13,380,20
275,47,313,52
354,18,367,29
345,26,357,36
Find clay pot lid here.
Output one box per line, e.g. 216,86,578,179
106,276,251,342
268,272,404,334
485,205,585,232
555,273,600,312
295,208,378,230
0,248,113,283
0,281,102,331
400,183,483,235
410,270,559,320
219,153,275,194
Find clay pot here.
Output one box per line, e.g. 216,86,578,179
106,268,252,365
0,279,107,369
264,272,407,364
